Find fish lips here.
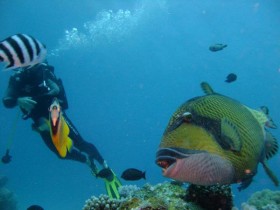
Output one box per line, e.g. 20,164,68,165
156,147,200,170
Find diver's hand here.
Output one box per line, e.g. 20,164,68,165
17,97,37,113
45,79,60,96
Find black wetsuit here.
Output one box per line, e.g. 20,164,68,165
2,63,104,167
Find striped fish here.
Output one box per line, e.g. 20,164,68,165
0,34,47,71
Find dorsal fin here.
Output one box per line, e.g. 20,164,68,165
200,82,215,95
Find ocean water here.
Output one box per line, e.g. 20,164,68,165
0,0,280,209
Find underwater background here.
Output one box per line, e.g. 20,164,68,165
0,0,280,209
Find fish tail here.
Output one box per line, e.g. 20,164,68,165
262,161,279,186
142,171,146,180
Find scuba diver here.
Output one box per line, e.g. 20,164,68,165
2,62,121,199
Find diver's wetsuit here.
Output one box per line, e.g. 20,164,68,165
2,63,104,168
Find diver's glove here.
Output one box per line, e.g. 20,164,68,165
17,97,37,113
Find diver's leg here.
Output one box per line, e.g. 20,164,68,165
39,127,88,162
65,148,87,163
63,113,105,166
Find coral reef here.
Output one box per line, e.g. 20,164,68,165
185,184,233,210
118,182,190,209
118,185,140,198
0,176,17,210
82,187,280,210
242,189,280,210
83,194,121,210
83,182,205,210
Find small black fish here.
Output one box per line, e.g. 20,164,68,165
1,149,12,164
27,205,44,210
209,44,227,52
121,168,146,181
225,73,237,83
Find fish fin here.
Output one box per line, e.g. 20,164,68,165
200,82,215,95
56,137,72,158
58,117,72,157
221,118,242,151
261,161,279,186
260,106,277,129
66,137,73,153
264,130,278,159
238,177,253,191
142,171,146,180
247,106,277,129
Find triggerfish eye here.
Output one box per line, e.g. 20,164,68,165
182,112,192,122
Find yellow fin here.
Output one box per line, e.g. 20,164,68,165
66,137,73,153
200,82,215,95
221,118,242,151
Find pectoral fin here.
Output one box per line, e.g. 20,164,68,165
221,118,242,152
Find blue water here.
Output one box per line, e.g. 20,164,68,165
1,1,280,209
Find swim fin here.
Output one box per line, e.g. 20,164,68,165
98,168,122,199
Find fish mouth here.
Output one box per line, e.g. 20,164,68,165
155,147,200,170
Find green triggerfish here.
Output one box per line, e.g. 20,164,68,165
156,82,278,190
